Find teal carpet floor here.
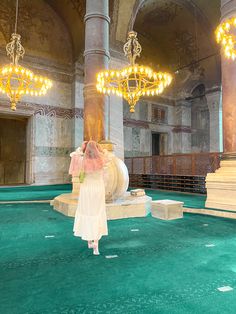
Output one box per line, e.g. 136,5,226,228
145,189,206,209
0,184,72,201
0,184,206,209
1,202,236,313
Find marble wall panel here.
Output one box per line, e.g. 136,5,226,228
35,147,73,157
206,91,221,152
73,117,84,149
139,102,148,121
132,127,141,152
74,81,84,109
22,80,73,108
34,115,73,148
124,126,133,153
140,129,151,155
173,132,191,153
34,156,71,184
109,95,124,159
167,105,175,125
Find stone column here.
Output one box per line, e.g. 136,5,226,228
83,0,110,142
205,0,236,211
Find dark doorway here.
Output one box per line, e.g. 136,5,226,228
0,115,27,185
152,133,160,155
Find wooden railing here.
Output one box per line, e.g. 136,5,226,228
125,152,221,176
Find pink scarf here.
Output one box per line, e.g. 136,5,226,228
69,141,106,176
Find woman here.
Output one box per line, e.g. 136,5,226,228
72,140,108,255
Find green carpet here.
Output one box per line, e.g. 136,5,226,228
0,184,72,201
144,189,206,209
1,203,236,313
0,184,206,209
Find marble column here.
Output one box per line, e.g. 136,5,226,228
83,0,110,142
205,0,236,211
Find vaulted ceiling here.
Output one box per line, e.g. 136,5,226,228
112,0,221,91
133,0,221,88
0,0,222,90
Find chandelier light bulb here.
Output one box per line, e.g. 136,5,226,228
215,17,236,61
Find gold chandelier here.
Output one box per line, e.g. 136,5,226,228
0,0,52,110
96,31,172,112
216,17,236,60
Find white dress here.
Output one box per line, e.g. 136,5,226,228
73,169,108,241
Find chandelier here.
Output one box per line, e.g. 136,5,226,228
0,0,52,110
96,31,172,112
216,17,236,60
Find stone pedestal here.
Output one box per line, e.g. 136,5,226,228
151,200,184,220
51,192,151,220
205,160,236,211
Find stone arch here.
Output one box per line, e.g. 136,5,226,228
0,0,73,65
113,0,221,92
130,0,214,34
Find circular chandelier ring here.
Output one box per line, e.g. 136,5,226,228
96,65,172,112
0,64,52,110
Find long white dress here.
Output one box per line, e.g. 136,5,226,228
73,169,108,241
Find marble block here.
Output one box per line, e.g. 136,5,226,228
130,188,146,197
151,200,184,220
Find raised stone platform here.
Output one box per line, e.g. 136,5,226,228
205,160,236,211
184,207,236,219
51,192,151,220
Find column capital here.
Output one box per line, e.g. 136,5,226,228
84,12,110,23
83,48,110,59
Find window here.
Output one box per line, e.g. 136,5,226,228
152,105,167,123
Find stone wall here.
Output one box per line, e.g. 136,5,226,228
123,90,222,157
124,98,175,157
0,0,77,185
0,0,223,185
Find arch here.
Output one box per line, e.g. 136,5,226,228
191,83,206,98
130,0,214,34
0,0,73,65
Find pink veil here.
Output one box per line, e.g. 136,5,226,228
69,152,83,177
82,141,106,173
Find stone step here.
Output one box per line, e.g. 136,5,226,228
184,207,236,219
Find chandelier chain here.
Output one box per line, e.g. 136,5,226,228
0,0,52,110
123,31,142,65
14,0,19,34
